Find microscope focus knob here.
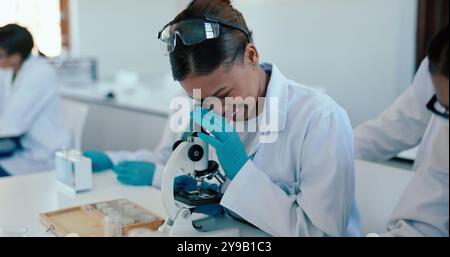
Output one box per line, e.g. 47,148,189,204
188,145,204,162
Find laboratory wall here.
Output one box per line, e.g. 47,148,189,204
231,0,418,126
69,0,180,81
70,0,418,126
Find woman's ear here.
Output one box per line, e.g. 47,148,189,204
245,43,260,67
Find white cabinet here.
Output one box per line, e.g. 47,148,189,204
62,98,168,152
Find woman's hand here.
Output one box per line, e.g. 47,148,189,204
191,108,249,180
113,161,156,186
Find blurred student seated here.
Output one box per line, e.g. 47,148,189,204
0,24,69,177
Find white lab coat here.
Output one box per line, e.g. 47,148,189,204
0,56,69,175
354,59,435,162
354,59,449,236
386,115,449,237
107,64,362,237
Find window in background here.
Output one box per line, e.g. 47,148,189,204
0,0,62,57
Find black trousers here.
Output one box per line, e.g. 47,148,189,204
0,165,10,177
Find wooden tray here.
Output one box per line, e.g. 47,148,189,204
39,199,165,237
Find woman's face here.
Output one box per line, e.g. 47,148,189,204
180,44,265,121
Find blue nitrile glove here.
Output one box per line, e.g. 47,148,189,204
191,108,249,180
113,161,156,186
83,150,113,173
181,131,192,141
174,175,198,191
174,175,220,192
174,175,223,216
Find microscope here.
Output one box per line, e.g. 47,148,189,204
158,131,240,237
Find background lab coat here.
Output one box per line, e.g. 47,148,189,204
0,56,69,175
354,59,449,236
354,59,434,161
106,64,361,237
386,114,449,236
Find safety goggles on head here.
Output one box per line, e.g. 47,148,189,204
427,95,449,120
158,17,252,55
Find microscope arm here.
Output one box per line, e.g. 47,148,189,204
161,141,196,223
159,137,240,237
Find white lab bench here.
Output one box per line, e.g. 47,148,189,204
0,169,269,237
59,81,177,117
59,80,180,152
0,160,414,237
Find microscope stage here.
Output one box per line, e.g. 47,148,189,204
175,189,222,207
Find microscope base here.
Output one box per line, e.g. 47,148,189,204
159,208,240,237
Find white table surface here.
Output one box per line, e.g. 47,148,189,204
0,160,415,237
0,171,269,237
355,160,414,234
